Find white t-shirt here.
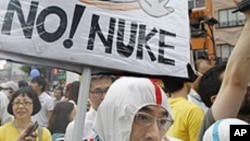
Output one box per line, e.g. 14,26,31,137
64,107,97,141
32,92,54,127
0,91,13,125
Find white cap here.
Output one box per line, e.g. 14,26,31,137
203,118,248,141
0,81,18,91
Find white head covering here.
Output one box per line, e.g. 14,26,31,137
203,118,249,141
93,77,173,141
0,81,18,91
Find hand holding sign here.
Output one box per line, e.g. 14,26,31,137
137,0,174,17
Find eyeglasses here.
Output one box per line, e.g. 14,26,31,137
13,101,33,107
90,88,109,96
134,112,173,131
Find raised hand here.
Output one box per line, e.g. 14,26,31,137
137,0,174,17
17,123,38,141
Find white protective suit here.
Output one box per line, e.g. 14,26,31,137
203,118,249,141
93,77,173,141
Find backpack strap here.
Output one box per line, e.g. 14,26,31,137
38,127,43,141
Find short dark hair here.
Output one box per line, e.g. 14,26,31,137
55,86,64,97
8,87,41,115
162,79,184,94
91,74,117,83
198,62,227,107
18,80,29,88
31,76,47,92
68,75,117,105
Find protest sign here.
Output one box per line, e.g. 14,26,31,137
0,0,190,78
0,1,191,140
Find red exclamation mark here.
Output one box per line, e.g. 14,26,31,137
63,5,86,49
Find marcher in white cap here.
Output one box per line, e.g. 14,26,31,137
0,81,18,100
93,77,174,141
0,81,17,125
203,118,248,141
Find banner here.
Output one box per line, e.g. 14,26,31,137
0,0,191,78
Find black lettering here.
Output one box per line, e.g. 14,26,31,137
1,0,39,38
158,29,176,65
36,6,67,42
136,25,157,61
63,5,86,48
87,14,115,54
116,19,137,57
136,25,145,60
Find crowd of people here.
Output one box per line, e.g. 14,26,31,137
0,0,250,141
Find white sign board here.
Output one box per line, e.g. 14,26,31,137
0,0,190,78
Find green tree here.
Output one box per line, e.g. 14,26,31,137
19,65,31,75
19,65,50,78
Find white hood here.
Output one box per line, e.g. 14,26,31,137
93,77,173,141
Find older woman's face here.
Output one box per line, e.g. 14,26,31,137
12,94,33,119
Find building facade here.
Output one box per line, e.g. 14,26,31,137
189,0,245,64
189,0,215,64
213,0,245,62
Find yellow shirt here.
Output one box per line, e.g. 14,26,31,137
0,122,52,141
167,97,204,141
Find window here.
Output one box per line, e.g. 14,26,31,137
193,49,208,60
237,12,245,25
220,44,233,62
189,0,206,9
218,8,245,28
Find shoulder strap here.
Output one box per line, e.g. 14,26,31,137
38,127,43,141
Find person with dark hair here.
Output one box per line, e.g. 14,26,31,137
188,59,212,113
93,77,174,141
197,63,250,138
48,101,76,141
53,87,64,105
62,83,71,102
30,76,54,127
163,79,204,141
65,75,117,141
0,87,51,141
198,0,250,140
67,81,80,106
197,62,227,108
18,80,29,88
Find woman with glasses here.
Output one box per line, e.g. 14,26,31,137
0,87,52,141
93,77,174,141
